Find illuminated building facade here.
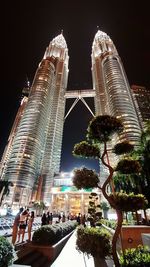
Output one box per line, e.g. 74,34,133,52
50,172,100,215
0,86,30,179
92,30,142,146
131,85,150,127
0,34,69,207
0,30,143,210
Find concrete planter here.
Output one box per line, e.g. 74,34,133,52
25,230,74,262
121,225,150,251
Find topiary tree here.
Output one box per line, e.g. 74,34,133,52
87,192,102,227
72,115,148,267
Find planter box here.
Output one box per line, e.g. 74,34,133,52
24,230,74,262
121,225,150,251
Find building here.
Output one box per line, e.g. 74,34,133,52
50,172,100,215
0,85,30,179
0,34,69,208
92,30,142,146
0,30,142,209
131,85,150,127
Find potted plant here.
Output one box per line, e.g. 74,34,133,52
0,236,14,267
76,225,112,267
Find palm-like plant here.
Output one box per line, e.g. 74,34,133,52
0,180,13,205
33,201,46,216
101,201,109,219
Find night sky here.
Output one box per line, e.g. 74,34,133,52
1,1,150,173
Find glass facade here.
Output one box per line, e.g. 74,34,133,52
0,31,144,209
1,34,69,207
92,30,142,145
131,85,150,127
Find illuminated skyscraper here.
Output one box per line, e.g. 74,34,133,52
1,34,69,207
92,30,142,146
131,85,150,127
0,30,143,209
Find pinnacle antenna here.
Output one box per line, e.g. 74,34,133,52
61,29,63,35
97,25,99,30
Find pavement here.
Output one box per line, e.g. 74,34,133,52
51,230,114,267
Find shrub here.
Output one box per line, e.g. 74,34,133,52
109,192,148,211
115,159,141,174
113,142,134,155
73,141,100,159
120,245,150,266
76,226,112,258
0,236,14,267
73,167,99,189
32,221,77,245
101,219,117,229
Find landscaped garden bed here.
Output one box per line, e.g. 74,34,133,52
15,220,77,265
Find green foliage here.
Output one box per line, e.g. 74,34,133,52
0,236,14,267
101,219,117,229
76,226,112,258
0,180,13,205
115,159,141,174
32,221,76,245
73,167,99,189
73,141,100,159
113,142,134,155
120,245,150,266
109,192,148,212
87,115,123,143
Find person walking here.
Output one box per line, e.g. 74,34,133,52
41,212,47,226
27,211,34,241
76,213,81,225
46,211,50,224
12,207,24,245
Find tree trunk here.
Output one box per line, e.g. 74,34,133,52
94,257,108,267
135,210,140,224
143,209,148,224
100,142,122,267
112,209,123,267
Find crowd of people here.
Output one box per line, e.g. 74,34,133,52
41,212,66,225
12,207,34,244
11,209,88,245
41,212,87,226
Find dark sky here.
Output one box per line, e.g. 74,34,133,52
1,1,150,173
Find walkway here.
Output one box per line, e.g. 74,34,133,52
51,230,114,267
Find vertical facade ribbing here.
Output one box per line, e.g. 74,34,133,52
92,30,142,145
1,34,69,207
40,35,69,204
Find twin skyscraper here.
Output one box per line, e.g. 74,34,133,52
0,30,142,208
